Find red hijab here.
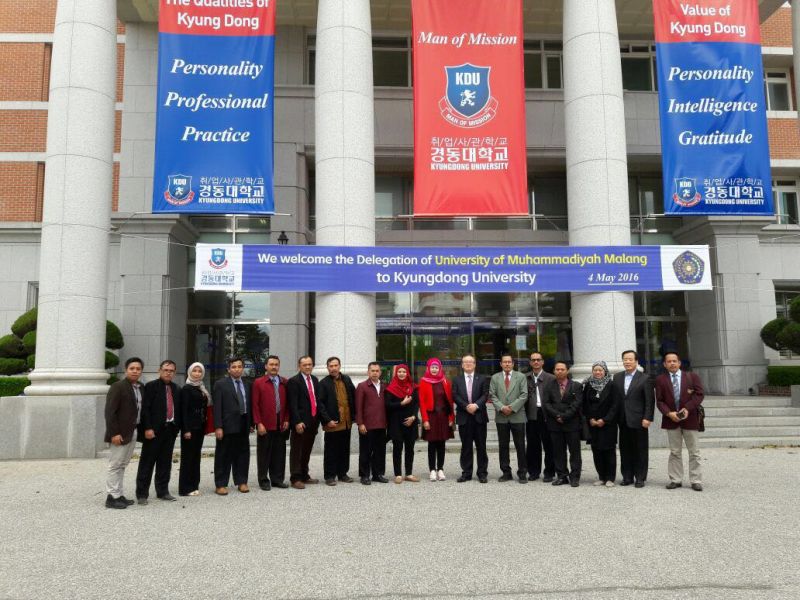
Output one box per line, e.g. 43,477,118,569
386,364,415,398
420,358,446,385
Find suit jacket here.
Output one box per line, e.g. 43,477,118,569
525,370,556,420
180,384,208,433
104,378,140,444
582,381,618,448
355,380,387,430
287,372,321,430
317,374,356,426
612,370,655,429
542,378,583,432
451,372,489,425
489,370,528,424
141,378,181,432
252,375,289,431
655,370,705,430
212,377,253,434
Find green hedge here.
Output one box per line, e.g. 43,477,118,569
22,330,36,353
10,307,36,338
777,322,800,355
0,377,30,396
0,334,25,358
26,354,35,370
106,321,124,350
790,296,800,324
767,366,800,387
105,351,120,369
761,318,789,351
107,375,119,385
0,358,27,376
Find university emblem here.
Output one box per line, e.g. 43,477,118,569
164,174,195,206
439,64,498,128
673,177,702,208
209,248,228,270
672,251,704,285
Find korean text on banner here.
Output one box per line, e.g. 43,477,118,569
654,0,773,216
411,0,528,216
152,0,276,214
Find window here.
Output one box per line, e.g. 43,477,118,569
524,40,562,89
26,282,39,310
307,36,411,87
776,289,800,359
531,177,567,230
620,43,657,91
765,70,793,111
773,180,799,225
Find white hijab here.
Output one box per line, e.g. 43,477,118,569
186,362,210,402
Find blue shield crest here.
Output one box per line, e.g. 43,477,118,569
674,178,697,202
210,248,227,268
167,174,192,202
445,64,491,118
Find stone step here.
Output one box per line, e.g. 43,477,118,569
705,406,800,417
696,436,800,448
703,416,800,427
700,426,800,438
702,397,792,408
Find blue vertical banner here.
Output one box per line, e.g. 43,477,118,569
654,0,774,216
152,0,275,214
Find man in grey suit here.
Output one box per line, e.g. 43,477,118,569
611,350,654,488
525,351,556,482
452,353,489,483
489,353,528,483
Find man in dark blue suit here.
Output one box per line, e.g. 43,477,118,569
213,356,253,495
452,353,490,483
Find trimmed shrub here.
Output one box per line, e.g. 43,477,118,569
107,375,119,385
0,376,30,396
106,321,124,350
767,366,800,387
0,358,27,376
776,322,800,355
760,318,789,351
105,351,120,370
26,354,35,370
0,335,25,358
790,296,800,324
22,330,36,353
11,307,37,338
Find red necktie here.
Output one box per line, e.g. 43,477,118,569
306,375,317,417
504,373,510,391
166,385,174,421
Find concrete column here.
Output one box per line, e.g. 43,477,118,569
313,0,376,382
26,0,117,396
563,0,636,378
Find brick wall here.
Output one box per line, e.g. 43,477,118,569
0,111,47,152
761,7,792,48
768,118,800,160
0,1,56,34
0,44,50,101
0,163,44,221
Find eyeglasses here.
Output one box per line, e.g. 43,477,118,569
530,358,543,362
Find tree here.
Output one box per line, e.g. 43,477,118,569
761,297,800,354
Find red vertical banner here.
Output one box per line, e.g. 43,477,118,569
412,0,528,216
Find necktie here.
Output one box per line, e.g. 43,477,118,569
306,375,317,417
235,379,245,415
504,373,510,391
166,385,174,421
534,376,540,407
560,382,566,397
672,373,680,409
273,377,280,415
466,375,472,402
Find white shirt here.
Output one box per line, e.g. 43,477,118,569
624,371,635,394
371,380,381,394
670,370,682,391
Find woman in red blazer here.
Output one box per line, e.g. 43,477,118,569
418,358,454,481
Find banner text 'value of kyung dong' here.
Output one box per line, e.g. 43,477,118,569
654,0,774,216
194,245,713,293
152,0,275,214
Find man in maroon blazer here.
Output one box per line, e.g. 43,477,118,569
655,351,705,491
355,362,388,484
252,355,290,490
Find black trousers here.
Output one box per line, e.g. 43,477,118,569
592,447,616,482
323,428,352,480
358,428,387,479
458,419,488,478
427,441,446,471
256,429,288,486
136,422,179,498
550,429,582,482
289,427,317,483
497,422,527,478
214,419,250,488
619,421,649,483
391,427,416,476
526,409,555,478
178,428,204,495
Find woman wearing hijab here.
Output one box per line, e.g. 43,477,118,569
418,358,455,481
581,361,618,487
385,364,420,483
179,362,210,496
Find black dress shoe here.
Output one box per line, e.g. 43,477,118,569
105,494,127,509
691,483,703,492
570,480,579,487
634,481,645,488
271,481,289,489
666,482,682,490
457,476,472,483
478,477,488,483
158,494,177,501
620,480,634,486
528,474,540,481
542,476,554,483
325,479,337,486
498,473,513,482
552,478,569,486
372,476,389,483
137,497,148,505
118,495,135,506
338,475,354,483
259,482,272,491
360,478,371,485
518,477,528,484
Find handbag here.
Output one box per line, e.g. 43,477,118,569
204,404,215,435
690,372,705,433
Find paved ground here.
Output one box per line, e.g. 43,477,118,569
0,447,798,600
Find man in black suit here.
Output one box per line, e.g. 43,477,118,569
317,356,357,485
452,353,489,483
542,361,583,487
213,356,253,495
287,355,321,489
135,359,180,503
612,350,655,488
525,351,556,482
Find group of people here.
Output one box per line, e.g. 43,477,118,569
103,349,705,509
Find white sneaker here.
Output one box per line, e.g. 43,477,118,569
593,480,605,487
437,469,446,481
430,470,437,481
605,481,615,487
